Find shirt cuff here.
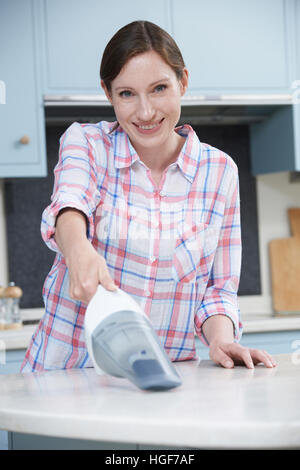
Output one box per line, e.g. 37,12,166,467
41,196,95,254
195,308,243,347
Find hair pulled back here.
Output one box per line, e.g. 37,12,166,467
100,20,185,93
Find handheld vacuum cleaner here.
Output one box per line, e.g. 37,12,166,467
84,285,182,391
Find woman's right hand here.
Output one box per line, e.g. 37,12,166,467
55,208,117,304
65,240,117,304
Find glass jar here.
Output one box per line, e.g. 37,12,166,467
4,282,23,328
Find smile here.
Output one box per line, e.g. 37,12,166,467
139,123,158,130
134,118,164,134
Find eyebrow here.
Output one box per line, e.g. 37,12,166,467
115,77,170,91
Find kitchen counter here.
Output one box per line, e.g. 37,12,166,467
0,354,299,449
1,310,300,351
0,308,43,350
242,313,300,333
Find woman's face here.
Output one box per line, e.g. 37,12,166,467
101,50,188,154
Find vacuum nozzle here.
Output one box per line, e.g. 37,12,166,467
85,286,182,391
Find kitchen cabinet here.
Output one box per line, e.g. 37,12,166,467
1,0,300,177
249,104,299,174
39,0,300,175
41,0,171,94
0,0,47,178
248,0,300,175
172,0,294,95
0,349,25,451
40,0,295,96
0,349,25,375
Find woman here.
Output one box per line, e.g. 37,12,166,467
21,21,276,372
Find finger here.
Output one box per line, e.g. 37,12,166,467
250,349,276,368
210,346,234,369
98,261,117,291
243,349,255,369
237,347,254,369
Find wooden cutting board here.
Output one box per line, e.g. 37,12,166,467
269,208,300,313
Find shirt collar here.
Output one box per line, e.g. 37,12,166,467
111,124,140,169
175,124,201,183
110,123,201,183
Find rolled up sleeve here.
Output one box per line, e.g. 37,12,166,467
41,122,101,253
195,164,243,345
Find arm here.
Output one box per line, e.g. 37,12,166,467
41,122,102,254
202,314,276,368
202,314,234,345
196,161,276,369
55,208,117,304
41,122,116,303
195,162,242,345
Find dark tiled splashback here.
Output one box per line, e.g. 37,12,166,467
5,123,260,308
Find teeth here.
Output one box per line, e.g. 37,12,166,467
139,123,158,130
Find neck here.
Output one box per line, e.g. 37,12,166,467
132,131,186,173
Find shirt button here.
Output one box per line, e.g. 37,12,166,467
152,219,159,228
149,256,157,263
144,290,152,297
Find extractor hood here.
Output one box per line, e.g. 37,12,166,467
44,94,293,126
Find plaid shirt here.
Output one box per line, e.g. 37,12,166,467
21,121,243,372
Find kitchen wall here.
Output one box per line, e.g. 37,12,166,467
0,172,300,316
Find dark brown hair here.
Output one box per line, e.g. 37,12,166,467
100,20,186,94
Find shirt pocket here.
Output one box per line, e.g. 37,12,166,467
172,223,220,283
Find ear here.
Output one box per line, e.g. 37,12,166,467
101,80,113,104
179,68,189,96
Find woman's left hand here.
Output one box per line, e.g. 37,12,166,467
209,341,277,369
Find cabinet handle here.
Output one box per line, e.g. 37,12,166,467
19,135,30,145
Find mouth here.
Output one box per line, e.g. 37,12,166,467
133,118,164,135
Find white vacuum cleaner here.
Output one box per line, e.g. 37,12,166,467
84,285,182,391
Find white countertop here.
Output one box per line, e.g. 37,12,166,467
0,354,299,449
1,310,300,351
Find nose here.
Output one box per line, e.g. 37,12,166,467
136,95,155,122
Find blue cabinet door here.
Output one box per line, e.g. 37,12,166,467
0,349,26,451
249,105,298,174
0,349,26,375
0,0,46,178
42,0,171,94
171,0,293,95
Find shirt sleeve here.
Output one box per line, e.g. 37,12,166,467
41,122,101,253
194,163,243,345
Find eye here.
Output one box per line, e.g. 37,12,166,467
154,84,167,93
119,90,133,98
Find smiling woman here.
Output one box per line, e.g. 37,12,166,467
100,21,188,174
101,50,188,175
20,20,276,373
